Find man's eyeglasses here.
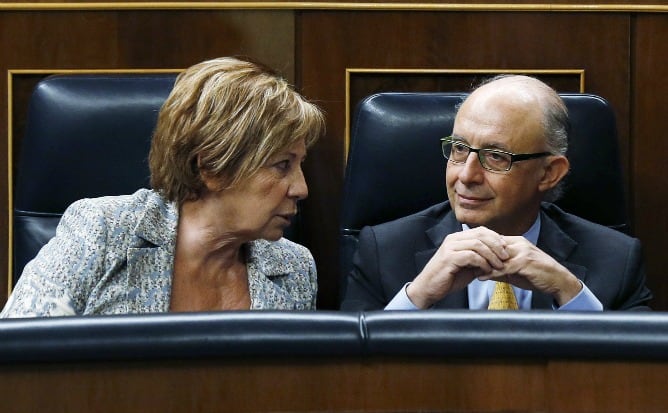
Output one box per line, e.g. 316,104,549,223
440,137,552,172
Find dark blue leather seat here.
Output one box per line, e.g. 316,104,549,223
12,74,304,287
340,92,627,293
13,74,178,286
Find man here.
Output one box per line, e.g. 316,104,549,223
340,75,652,311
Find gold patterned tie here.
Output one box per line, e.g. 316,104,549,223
488,281,519,310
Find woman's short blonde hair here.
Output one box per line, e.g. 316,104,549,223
149,56,325,204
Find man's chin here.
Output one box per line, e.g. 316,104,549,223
453,209,491,229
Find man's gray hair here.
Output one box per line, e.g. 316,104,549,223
461,74,570,202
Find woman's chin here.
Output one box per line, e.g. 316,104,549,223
261,228,285,242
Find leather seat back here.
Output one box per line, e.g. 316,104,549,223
340,92,627,290
12,74,177,285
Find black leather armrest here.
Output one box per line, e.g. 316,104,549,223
4,311,668,364
0,311,363,363
363,310,668,360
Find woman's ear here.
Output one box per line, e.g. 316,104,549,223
538,155,570,193
197,154,223,192
200,173,223,192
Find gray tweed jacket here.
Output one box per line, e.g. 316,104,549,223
1,189,317,317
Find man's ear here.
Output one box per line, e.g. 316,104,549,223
538,155,570,192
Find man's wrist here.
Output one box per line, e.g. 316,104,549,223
406,281,433,309
554,274,583,306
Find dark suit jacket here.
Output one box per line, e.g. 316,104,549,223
341,201,652,311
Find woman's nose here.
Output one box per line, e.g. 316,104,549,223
289,166,309,200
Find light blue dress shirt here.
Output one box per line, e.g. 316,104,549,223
385,215,603,311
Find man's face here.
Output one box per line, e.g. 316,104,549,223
445,85,549,235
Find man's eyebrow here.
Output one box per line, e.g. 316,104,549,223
486,142,512,151
450,134,510,151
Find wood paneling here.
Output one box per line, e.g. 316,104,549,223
1,6,667,311
549,361,668,412
2,357,668,412
632,14,668,311
299,10,633,308
0,9,295,303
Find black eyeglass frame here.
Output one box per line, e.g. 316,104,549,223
440,137,553,172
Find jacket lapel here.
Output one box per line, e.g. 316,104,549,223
246,240,313,310
414,209,469,309
531,208,586,309
126,196,179,313
411,205,586,310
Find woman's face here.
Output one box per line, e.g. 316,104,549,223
209,139,309,242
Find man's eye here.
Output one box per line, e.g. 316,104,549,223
453,143,468,153
484,151,511,167
487,152,505,162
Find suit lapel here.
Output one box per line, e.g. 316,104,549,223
410,205,587,310
532,208,586,309
414,209,469,309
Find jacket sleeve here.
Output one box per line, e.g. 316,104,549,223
0,199,108,318
340,226,389,311
614,238,653,311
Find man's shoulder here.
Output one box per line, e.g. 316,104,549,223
361,201,453,244
373,201,452,230
541,202,636,244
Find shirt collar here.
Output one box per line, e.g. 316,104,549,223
462,214,541,245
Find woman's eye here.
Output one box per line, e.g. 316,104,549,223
275,160,290,171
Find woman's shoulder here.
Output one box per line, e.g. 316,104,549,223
61,189,177,245
68,188,162,211
247,238,315,274
66,189,172,221
252,238,313,259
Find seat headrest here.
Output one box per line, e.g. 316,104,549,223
14,74,178,214
341,92,627,234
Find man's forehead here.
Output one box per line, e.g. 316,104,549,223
450,133,511,150
453,96,545,150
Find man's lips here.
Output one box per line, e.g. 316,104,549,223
456,193,490,203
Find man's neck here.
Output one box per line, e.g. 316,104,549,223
462,214,541,245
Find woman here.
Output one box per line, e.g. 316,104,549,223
1,56,325,317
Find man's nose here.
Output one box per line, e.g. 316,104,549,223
458,152,485,182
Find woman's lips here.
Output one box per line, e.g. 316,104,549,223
277,213,296,224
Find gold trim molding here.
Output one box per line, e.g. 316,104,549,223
0,2,666,12
6,68,182,294
344,68,585,169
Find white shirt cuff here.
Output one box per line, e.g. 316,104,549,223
556,282,603,311
385,283,420,310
